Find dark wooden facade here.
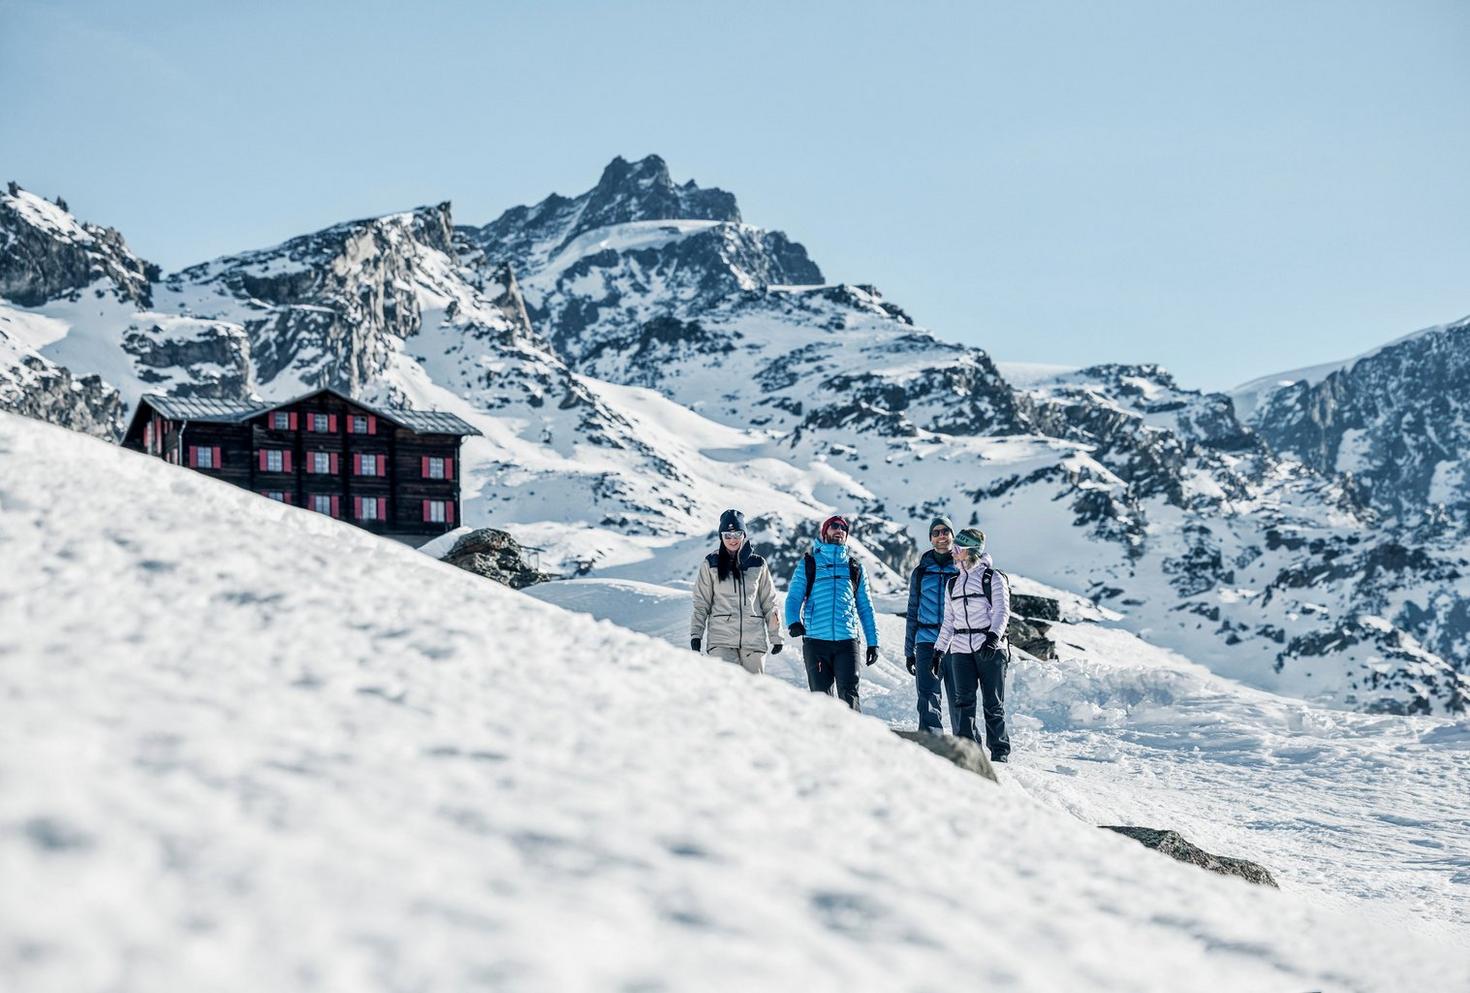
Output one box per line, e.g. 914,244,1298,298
122,388,479,545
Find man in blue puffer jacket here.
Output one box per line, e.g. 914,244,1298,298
784,515,880,712
904,516,960,733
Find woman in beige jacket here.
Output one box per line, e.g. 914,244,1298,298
690,509,784,674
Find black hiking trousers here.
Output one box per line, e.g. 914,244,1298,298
803,637,861,712
949,647,1010,760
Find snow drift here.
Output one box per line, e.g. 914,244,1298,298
2,410,1466,992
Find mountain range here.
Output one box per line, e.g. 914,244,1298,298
2,157,1466,714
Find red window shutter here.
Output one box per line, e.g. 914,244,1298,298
289,413,298,430
446,457,454,480
382,498,388,521
331,495,340,518
367,415,377,435
328,415,338,433
446,502,455,525
354,496,362,520
284,492,293,505
304,414,313,433
258,450,267,472
353,453,361,475
212,446,222,469
421,456,429,478
377,454,386,477
346,417,355,435
330,453,340,474
422,499,430,522
188,445,198,467
283,450,293,474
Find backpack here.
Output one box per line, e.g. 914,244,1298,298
946,567,1005,605
803,552,861,602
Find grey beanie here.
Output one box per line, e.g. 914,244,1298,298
929,516,954,536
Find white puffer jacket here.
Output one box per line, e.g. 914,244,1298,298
934,552,1011,656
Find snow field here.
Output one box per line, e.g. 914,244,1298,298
4,411,1468,991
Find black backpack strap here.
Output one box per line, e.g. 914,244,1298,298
848,560,861,591
982,568,992,605
803,553,816,601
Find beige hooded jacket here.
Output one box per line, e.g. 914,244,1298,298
690,544,784,653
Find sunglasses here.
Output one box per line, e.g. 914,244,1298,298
826,524,849,534
930,528,952,538
721,530,745,539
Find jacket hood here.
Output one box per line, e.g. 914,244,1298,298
919,548,955,568
813,539,850,565
960,550,994,572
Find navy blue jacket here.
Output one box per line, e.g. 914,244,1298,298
904,549,959,656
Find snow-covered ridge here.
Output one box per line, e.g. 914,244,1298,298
3,409,1466,991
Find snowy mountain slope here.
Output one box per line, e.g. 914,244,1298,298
3,410,1468,993
461,156,1469,714
3,157,1466,712
528,573,1470,931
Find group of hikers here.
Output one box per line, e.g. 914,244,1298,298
689,509,1011,763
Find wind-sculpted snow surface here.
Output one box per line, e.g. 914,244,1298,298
4,412,1469,992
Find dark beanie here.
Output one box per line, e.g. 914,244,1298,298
718,509,746,533
929,516,954,535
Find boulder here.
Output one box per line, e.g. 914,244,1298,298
1006,616,1057,660
1011,592,1061,622
441,528,549,590
1101,826,1278,888
892,730,998,783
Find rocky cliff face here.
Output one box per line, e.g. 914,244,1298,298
1,183,154,308
1247,316,1470,522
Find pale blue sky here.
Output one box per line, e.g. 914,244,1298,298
3,0,1467,389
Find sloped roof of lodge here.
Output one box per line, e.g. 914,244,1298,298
131,387,482,437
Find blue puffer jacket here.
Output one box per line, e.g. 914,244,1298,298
904,549,959,656
784,540,880,644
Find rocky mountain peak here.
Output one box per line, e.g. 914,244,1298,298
0,183,155,307
575,155,741,239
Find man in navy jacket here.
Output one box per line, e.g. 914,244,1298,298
905,516,961,733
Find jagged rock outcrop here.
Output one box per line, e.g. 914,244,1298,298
1,183,154,307
1102,826,1278,888
1248,316,1470,522
441,529,550,589
0,354,125,439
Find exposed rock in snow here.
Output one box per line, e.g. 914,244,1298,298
1101,826,1279,888
440,527,550,589
892,730,1000,783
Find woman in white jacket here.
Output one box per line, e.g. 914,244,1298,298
933,527,1011,762
690,509,784,674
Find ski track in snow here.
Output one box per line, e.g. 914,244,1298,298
3,412,1470,993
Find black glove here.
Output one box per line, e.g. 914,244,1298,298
771,643,783,655
788,622,805,638
905,655,917,675
931,652,944,678
691,637,701,652
982,633,1001,653
865,645,878,667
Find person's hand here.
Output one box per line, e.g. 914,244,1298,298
771,642,783,655
982,632,1001,653
865,646,879,667
691,637,701,652
788,622,805,638
931,652,944,678
905,655,917,675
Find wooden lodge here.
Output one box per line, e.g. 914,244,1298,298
122,388,481,546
